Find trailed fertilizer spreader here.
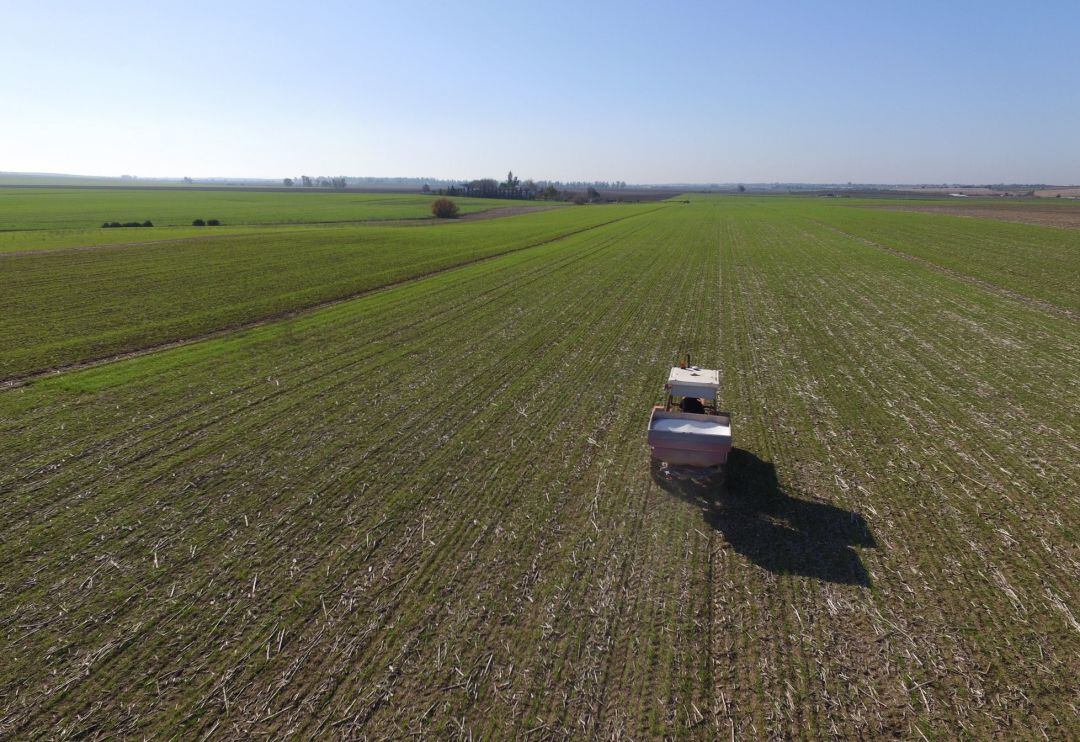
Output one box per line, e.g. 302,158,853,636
647,356,732,470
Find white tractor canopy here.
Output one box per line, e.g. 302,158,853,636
666,366,720,402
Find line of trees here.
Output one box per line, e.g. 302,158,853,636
428,171,611,203
278,173,629,198
283,176,347,189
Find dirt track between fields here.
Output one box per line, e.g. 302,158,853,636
459,204,564,220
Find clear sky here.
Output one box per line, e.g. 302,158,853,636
4,1,1078,184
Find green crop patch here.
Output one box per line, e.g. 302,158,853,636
0,223,299,254
0,197,1076,738
0,187,526,231
0,204,656,378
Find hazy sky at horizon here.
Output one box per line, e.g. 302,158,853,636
4,1,1078,184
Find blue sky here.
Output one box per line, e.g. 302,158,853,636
4,1,1078,183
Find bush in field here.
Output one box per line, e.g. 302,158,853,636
192,219,206,226
207,219,221,226
142,220,153,227
431,197,459,219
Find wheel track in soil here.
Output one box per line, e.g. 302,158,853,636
584,260,710,738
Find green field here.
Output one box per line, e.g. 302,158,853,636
809,204,1080,311
0,205,649,378
0,223,290,254
0,187,523,231
1,194,1077,738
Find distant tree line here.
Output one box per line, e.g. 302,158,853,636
278,173,629,200
428,171,617,203
283,176,347,189
102,220,153,228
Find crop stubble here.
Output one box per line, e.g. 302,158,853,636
0,198,1076,738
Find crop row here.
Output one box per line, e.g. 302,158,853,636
0,204,657,379
710,205,1077,737
0,209,726,737
799,201,1080,312
0,199,1075,737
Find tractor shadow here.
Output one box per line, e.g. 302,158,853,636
651,450,875,586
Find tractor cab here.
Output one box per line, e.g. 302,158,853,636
647,356,732,469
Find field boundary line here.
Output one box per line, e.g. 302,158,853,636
812,219,1077,321
0,205,669,389
0,205,567,257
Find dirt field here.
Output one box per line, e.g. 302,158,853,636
1034,187,1080,198
875,200,1080,228
897,187,1002,196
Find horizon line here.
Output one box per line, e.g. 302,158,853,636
2,171,1076,189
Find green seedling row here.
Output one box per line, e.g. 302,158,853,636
0,198,1075,738
0,205,653,378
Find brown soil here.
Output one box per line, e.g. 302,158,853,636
1034,187,1080,198
875,202,1080,229
458,204,565,221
